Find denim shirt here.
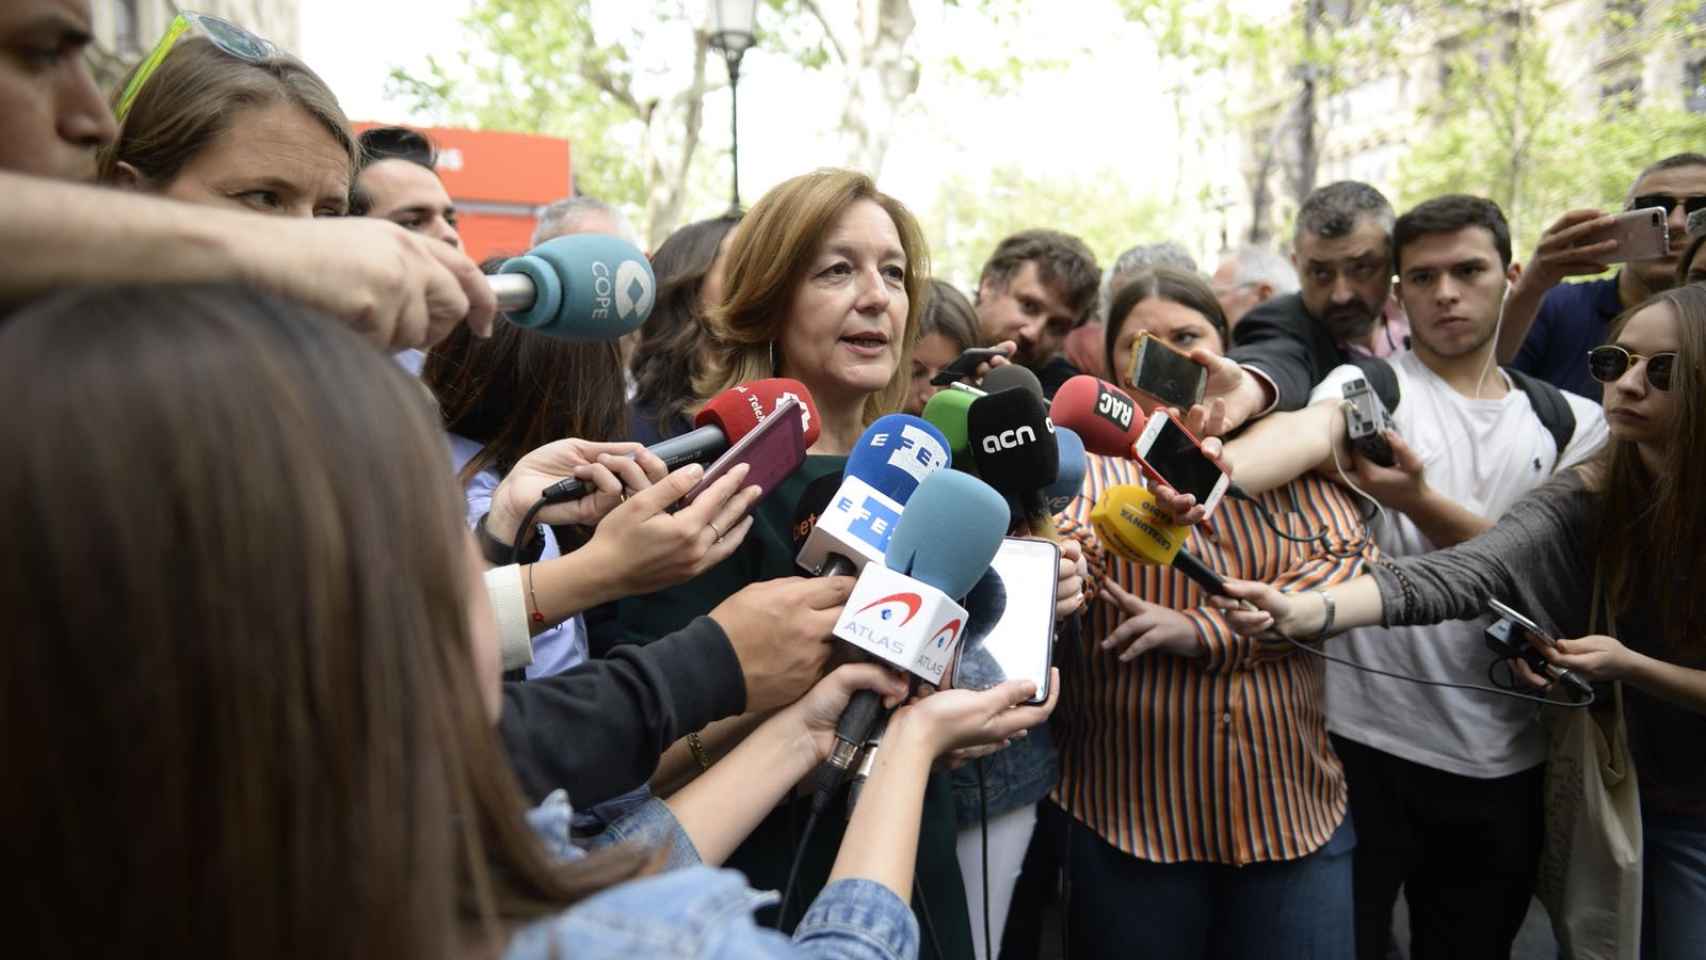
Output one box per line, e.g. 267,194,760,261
507,792,920,960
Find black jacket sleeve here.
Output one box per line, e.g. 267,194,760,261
498,615,748,806
1229,294,1325,412
1229,293,1402,414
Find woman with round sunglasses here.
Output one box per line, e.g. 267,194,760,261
99,13,358,220
1216,284,1706,959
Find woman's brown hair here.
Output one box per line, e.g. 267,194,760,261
425,258,629,486
1589,284,1706,653
694,168,930,426
97,36,358,190
630,214,743,433
0,286,648,958
1102,267,1230,382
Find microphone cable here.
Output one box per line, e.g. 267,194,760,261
508,496,552,566
1184,535,1595,708
977,758,992,960
777,802,823,934
1272,629,1594,708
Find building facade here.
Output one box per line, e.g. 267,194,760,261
88,1,302,92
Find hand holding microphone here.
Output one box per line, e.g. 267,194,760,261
578,461,764,596
708,576,858,712
542,378,821,505
489,439,670,542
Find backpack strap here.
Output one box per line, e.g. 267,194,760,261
1505,367,1575,469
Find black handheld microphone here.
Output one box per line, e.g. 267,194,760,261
968,385,1060,527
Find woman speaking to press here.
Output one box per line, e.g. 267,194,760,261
1218,285,1706,959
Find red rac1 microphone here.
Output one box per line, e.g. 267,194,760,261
1048,374,1147,459
540,378,819,503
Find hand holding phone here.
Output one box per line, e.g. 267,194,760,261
1604,206,1671,263
1133,409,1230,516
1484,598,1592,698
952,538,1058,704
681,397,807,507
931,346,1011,386
1128,332,1208,412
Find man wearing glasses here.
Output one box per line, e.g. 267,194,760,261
1496,152,1706,401
1203,181,1410,433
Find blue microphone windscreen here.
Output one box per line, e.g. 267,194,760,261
1045,427,1087,513
884,471,1008,599
844,414,951,506
500,233,655,340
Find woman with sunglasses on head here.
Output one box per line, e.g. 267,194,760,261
1220,284,1706,959
99,14,357,220
4,283,1055,960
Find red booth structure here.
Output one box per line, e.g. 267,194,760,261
355,122,573,264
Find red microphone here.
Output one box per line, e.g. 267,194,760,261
1048,374,1147,458
540,378,820,503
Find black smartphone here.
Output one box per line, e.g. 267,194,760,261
1128,332,1207,411
931,347,1009,386
953,537,1058,704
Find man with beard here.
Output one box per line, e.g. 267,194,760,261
974,229,1101,397
1203,182,1409,431
1307,195,1606,960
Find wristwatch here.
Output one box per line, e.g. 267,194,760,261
476,511,544,566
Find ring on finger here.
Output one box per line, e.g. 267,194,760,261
708,520,725,543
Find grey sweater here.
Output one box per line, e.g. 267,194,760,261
1369,470,1705,818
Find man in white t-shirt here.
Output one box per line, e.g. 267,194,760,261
1308,195,1607,960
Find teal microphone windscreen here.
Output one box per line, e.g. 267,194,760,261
883,470,1008,599
498,233,655,339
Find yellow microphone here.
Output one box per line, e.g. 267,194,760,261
1090,485,1227,596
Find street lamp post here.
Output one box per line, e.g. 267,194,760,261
708,0,757,216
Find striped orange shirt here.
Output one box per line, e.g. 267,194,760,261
1050,452,1378,866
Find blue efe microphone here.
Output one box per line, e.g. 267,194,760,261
819,469,1009,807
795,414,951,578
492,233,656,339
1045,426,1087,515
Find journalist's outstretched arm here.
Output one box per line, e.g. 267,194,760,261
0,171,494,348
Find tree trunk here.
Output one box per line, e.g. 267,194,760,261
820,0,920,176
1292,0,1324,201
640,29,711,247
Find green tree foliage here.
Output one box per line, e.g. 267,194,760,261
1396,3,1706,257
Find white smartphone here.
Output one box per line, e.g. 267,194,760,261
1133,409,1230,515
1606,206,1671,263
953,537,1058,705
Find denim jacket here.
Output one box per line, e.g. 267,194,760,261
945,617,1067,826
506,792,920,960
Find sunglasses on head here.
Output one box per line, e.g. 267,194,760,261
1587,344,1676,391
1631,194,1706,219
115,12,277,123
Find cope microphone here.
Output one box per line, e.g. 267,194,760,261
540,378,820,503
1089,484,1226,596
795,414,951,578
1049,375,1147,458
1046,427,1088,514
968,386,1059,527
492,233,656,339
818,469,1010,803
